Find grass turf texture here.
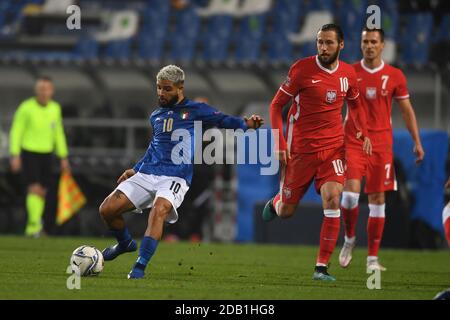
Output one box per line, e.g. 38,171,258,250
0,236,448,299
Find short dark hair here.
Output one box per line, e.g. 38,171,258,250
36,75,53,82
318,23,344,42
362,27,385,42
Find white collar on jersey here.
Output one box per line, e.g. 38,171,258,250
315,55,339,74
360,59,385,73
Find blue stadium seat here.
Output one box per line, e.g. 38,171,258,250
265,33,293,64
104,40,131,59
382,12,399,40
233,14,266,63
202,36,229,62
339,8,365,41
301,41,317,58
434,14,450,42
302,0,335,12
399,13,433,65
200,15,233,63
73,37,99,60
137,32,165,60
340,40,361,63
168,7,200,61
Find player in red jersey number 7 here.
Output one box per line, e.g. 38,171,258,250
339,28,425,271
262,24,372,281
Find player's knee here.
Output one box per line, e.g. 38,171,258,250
99,198,117,219
324,192,341,209
368,193,384,205
278,204,296,219
341,191,360,209
152,201,172,221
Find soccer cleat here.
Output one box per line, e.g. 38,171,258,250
262,197,277,222
367,258,387,271
127,268,145,279
313,265,336,281
102,239,137,261
127,263,145,279
339,240,356,268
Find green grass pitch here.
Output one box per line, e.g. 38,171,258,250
0,235,448,300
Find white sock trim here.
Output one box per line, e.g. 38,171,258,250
443,205,450,224
275,200,281,216
324,209,340,218
345,236,356,244
341,191,360,209
367,256,378,262
369,203,386,218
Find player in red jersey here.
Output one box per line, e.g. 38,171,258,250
339,28,425,271
262,24,372,281
444,178,450,247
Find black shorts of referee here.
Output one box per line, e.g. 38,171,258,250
20,150,54,189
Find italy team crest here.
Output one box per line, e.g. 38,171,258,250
180,110,189,120
326,89,337,103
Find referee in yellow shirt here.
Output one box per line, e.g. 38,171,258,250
9,75,70,237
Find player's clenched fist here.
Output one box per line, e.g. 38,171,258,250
117,169,136,184
244,114,264,129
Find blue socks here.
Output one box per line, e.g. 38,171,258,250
112,228,132,248
134,236,159,271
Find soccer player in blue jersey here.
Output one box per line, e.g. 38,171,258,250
99,65,264,279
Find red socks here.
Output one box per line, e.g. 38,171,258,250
317,211,340,265
341,206,359,239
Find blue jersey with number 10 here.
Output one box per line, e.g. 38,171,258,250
133,98,248,185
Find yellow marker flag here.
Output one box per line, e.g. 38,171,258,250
56,171,86,225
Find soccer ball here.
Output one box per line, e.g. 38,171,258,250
70,245,104,276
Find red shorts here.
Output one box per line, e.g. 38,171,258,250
280,147,346,204
345,147,397,194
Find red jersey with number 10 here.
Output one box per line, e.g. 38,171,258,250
345,60,409,151
280,55,360,154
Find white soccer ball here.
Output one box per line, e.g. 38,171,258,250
70,245,104,276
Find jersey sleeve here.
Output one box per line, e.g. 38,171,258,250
393,69,410,100
9,101,27,156
279,61,302,97
54,103,69,158
346,67,360,101
197,104,248,130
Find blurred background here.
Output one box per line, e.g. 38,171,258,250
0,0,449,248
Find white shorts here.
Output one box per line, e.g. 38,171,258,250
116,172,189,224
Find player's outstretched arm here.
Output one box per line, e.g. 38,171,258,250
117,169,136,184
397,98,424,164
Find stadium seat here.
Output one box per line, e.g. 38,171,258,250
233,0,273,18
196,0,239,17
382,12,399,40
340,40,361,63
73,37,98,60
399,13,433,66
265,33,293,64
104,39,131,60
288,11,333,44
168,7,200,62
201,15,233,63
233,15,265,63
137,33,165,61
434,14,450,42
